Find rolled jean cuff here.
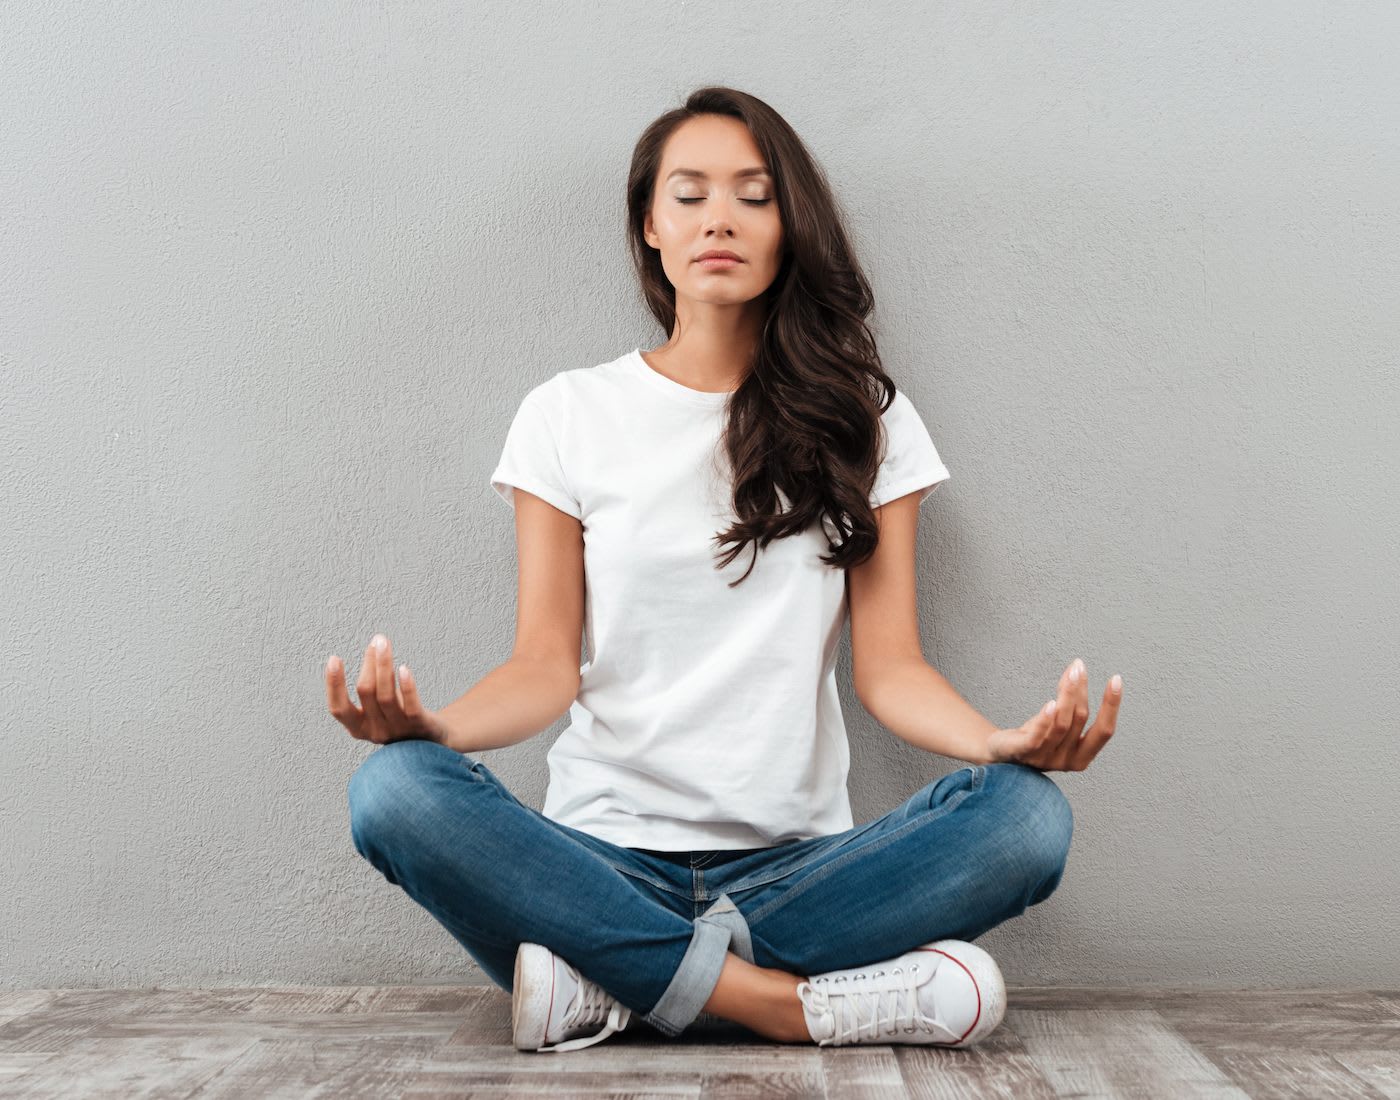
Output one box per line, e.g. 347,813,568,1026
639,908,734,1037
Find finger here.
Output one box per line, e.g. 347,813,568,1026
1025,698,1061,762
1065,659,1090,739
1075,659,1091,728
1047,661,1082,759
398,663,423,718
358,636,388,729
1016,695,1073,769
1072,673,1123,768
1037,662,1077,770
1063,658,1091,768
375,634,399,711
325,655,365,737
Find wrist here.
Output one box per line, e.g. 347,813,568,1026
424,712,456,751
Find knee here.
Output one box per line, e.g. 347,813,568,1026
984,763,1074,889
346,739,468,853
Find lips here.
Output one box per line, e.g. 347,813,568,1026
696,251,742,262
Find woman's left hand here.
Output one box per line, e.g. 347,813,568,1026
985,659,1122,773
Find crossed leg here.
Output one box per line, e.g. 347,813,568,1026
348,743,1070,1041
697,763,1074,1037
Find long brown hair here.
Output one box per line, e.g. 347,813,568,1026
627,85,906,588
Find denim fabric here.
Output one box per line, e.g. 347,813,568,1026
347,738,1072,1038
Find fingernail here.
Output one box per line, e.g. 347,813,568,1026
1111,674,1122,692
372,634,386,650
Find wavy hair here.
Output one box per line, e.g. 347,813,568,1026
626,85,906,588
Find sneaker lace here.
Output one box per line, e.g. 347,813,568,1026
563,976,617,1032
537,967,632,1052
803,963,946,1045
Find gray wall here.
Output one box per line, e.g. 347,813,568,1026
4,0,1397,992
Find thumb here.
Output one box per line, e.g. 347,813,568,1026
993,701,1056,761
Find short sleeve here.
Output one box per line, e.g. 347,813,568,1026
489,383,582,519
869,389,952,508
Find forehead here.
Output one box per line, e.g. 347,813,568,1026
659,115,770,180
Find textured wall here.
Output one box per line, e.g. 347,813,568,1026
4,0,1397,991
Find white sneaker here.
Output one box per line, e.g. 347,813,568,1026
511,941,634,1052
796,939,1006,1048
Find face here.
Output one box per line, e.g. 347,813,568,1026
643,114,784,308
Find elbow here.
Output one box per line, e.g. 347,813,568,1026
853,653,927,716
514,652,581,717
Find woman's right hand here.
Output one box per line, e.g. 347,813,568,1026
326,634,452,746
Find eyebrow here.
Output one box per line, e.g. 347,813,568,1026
665,167,772,181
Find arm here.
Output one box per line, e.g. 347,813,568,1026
433,655,581,753
437,486,586,754
853,656,997,766
431,652,574,755
847,490,996,766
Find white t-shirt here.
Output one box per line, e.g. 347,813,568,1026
489,348,951,850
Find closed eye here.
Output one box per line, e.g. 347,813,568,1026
675,198,772,206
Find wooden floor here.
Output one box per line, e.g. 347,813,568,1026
2,985,1399,1098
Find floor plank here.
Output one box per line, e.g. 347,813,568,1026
1014,1007,1249,1098
1,983,1394,1098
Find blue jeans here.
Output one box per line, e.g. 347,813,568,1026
347,739,1072,1038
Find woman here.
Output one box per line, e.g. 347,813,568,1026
328,86,1122,1053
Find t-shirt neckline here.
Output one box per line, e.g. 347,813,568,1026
626,348,734,407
